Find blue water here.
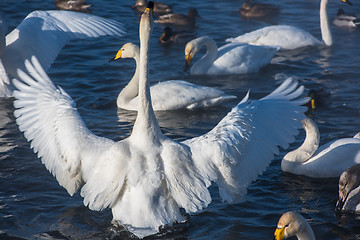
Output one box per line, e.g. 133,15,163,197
1,0,360,239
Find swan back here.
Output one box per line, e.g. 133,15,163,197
275,211,315,240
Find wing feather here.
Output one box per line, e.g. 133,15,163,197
13,56,116,196
183,78,308,202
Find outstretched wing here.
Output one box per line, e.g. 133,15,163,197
3,10,125,77
183,78,307,202
13,56,116,197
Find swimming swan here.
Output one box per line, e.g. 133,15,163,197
274,211,315,240
0,10,125,97
13,9,307,238
281,117,360,178
226,0,352,50
110,42,236,111
184,36,279,75
336,164,360,212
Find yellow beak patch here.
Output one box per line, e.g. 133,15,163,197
185,54,192,66
274,227,285,240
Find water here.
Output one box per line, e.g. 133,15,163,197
0,0,360,239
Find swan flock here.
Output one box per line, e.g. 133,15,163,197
12,5,309,238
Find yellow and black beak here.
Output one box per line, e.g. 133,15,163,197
310,98,316,110
184,54,192,71
109,49,123,62
341,0,352,5
274,227,285,240
145,1,154,15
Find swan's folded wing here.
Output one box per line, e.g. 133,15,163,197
4,10,125,74
183,78,308,202
13,56,116,197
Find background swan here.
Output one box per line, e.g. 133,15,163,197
0,10,125,97
274,211,315,240
281,117,360,178
55,0,92,13
226,0,352,50
184,36,279,75
336,164,360,212
13,8,307,239
110,42,236,111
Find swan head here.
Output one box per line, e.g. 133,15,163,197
336,164,360,211
274,211,311,240
184,37,203,71
110,43,140,62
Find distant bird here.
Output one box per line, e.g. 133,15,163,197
226,0,352,50
0,10,125,97
12,8,307,237
155,8,201,31
281,117,360,178
337,164,360,212
274,211,315,240
305,88,332,111
55,0,92,13
132,0,172,15
239,1,280,19
333,8,360,28
158,27,180,44
184,36,279,75
110,42,237,111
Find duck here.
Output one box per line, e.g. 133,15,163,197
281,116,360,178
159,26,180,44
336,164,360,212
0,10,125,97
110,42,236,111
333,8,360,28
12,6,308,238
154,8,201,31
55,0,92,13
226,0,352,50
239,1,280,19
132,0,172,15
184,36,279,75
274,211,315,240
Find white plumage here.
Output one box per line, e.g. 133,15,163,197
112,43,236,111
0,10,125,97
226,0,351,50
281,117,360,178
184,36,278,75
13,9,307,238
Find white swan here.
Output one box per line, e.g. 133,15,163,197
281,117,360,178
0,10,125,97
13,8,308,238
337,164,360,212
274,211,315,240
110,42,236,111
226,0,352,50
184,36,279,75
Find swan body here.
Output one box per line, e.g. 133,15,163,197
13,8,307,238
337,164,360,212
0,10,125,97
184,36,279,75
281,117,360,178
274,211,315,240
112,43,236,111
226,0,352,50
333,8,360,28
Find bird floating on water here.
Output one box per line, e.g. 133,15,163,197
337,164,360,212
333,8,360,28
13,6,307,238
239,0,280,19
154,8,201,31
226,0,352,50
55,0,92,13
281,116,360,178
184,36,279,75
110,42,236,111
274,211,315,240
0,10,125,97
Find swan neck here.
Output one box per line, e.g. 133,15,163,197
132,13,161,138
320,0,332,46
283,117,320,163
116,54,140,107
192,37,218,74
296,223,315,240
